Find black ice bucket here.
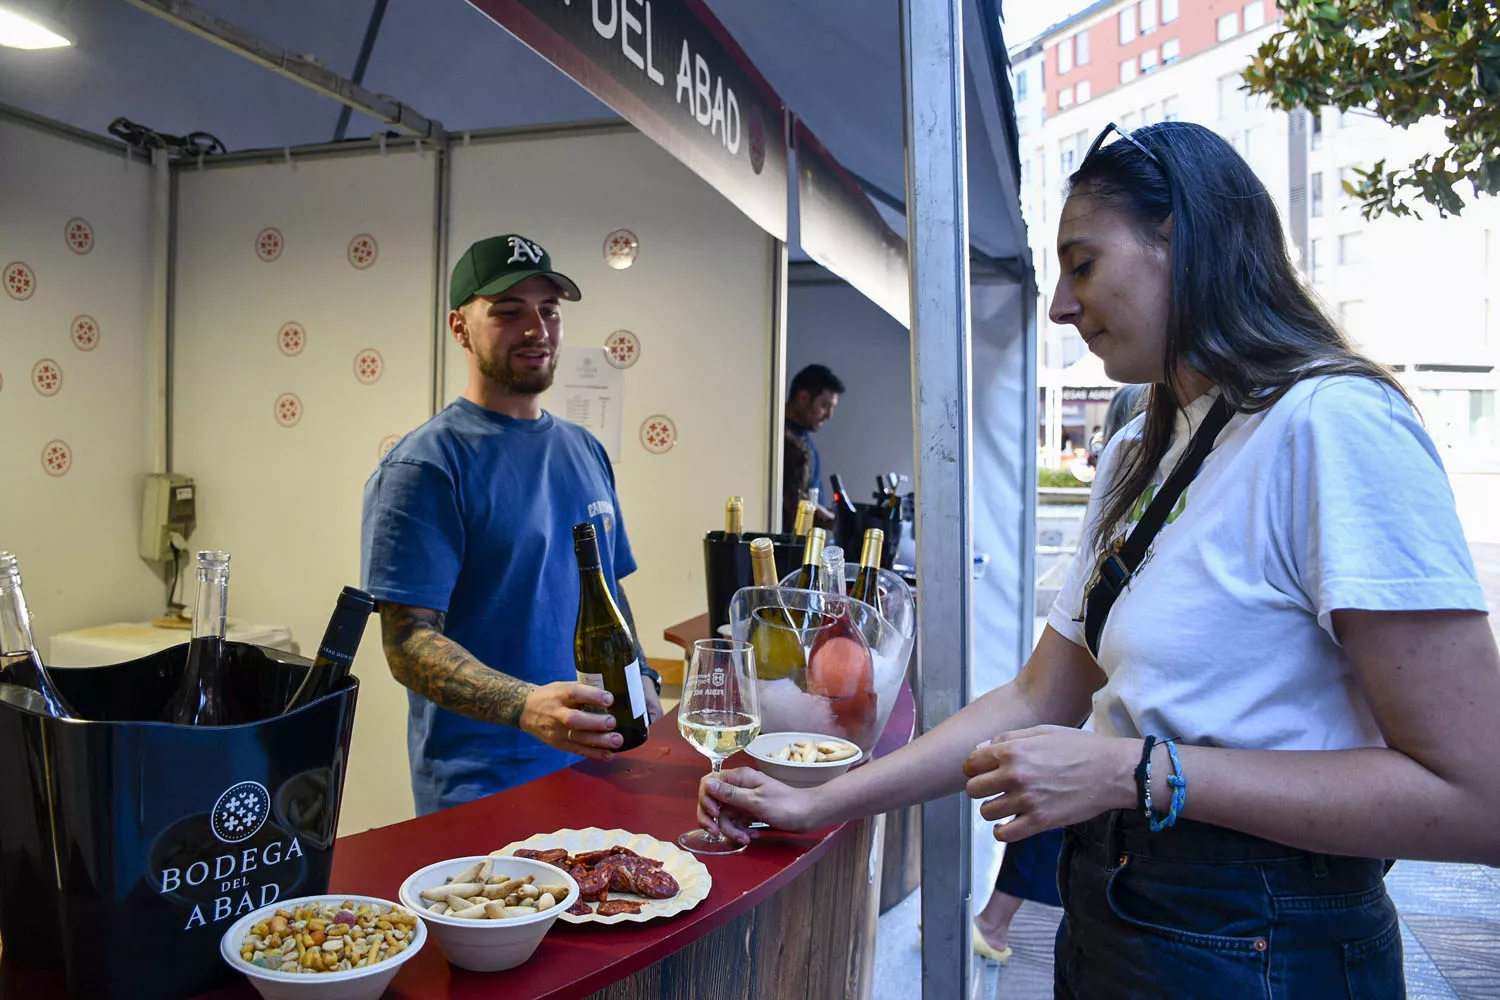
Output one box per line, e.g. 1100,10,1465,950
702,531,803,634
0,641,358,1000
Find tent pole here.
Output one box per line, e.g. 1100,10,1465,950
899,0,973,997
121,0,446,142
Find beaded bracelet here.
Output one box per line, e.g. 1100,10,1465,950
1148,740,1186,833
1133,735,1157,818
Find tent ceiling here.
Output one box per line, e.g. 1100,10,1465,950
0,0,1026,259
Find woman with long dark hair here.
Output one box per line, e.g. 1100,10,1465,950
699,122,1500,998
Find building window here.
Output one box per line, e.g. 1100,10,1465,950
1140,0,1158,34
1162,95,1181,121
1121,110,1139,130
1075,29,1090,66
1217,11,1238,40
1076,80,1092,103
1059,87,1074,109
1015,67,1028,102
1162,0,1179,22
1311,107,1324,147
1140,103,1159,125
1218,74,1243,118
1310,172,1324,217
1058,39,1073,74
1141,48,1159,74
1162,38,1180,63
1120,5,1137,43
1243,1,1265,30
1120,58,1138,84
1310,237,1325,281
1338,232,1362,265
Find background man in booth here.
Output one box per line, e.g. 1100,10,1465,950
361,233,662,816
782,363,845,530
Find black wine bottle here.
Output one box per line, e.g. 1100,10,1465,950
284,586,376,713
0,552,77,719
161,550,234,726
788,527,828,592
572,523,649,751
850,528,886,608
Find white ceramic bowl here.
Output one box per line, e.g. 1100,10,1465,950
745,731,862,788
219,894,426,1000
398,855,579,973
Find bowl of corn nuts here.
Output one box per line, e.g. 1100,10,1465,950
745,732,863,787
398,855,580,972
218,895,426,1000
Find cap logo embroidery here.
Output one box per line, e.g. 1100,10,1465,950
507,237,544,265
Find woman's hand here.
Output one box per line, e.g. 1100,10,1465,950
963,726,1138,842
697,768,820,845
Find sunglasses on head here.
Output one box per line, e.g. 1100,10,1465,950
1084,121,1166,170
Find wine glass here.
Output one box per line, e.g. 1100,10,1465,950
678,638,761,855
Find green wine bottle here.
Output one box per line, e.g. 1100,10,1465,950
572,523,649,751
748,537,805,684
849,528,885,609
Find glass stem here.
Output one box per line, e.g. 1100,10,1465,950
707,758,725,842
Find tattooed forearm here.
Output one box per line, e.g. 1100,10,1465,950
379,603,533,728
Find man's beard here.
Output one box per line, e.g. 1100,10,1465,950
477,349,558,395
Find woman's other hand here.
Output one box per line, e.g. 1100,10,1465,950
963,726,1137,841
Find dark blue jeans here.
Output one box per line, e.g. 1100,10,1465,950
1055,810,1404,999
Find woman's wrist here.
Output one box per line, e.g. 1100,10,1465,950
1115,736,1148,813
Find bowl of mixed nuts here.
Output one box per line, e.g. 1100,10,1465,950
398,855,580,972
218,894,426,1000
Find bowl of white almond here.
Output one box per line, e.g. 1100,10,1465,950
745,732,862,787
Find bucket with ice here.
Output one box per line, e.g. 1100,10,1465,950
727,569,915,757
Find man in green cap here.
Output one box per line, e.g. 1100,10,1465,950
361,234,661,815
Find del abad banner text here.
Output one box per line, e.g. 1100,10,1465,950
469,0,789,240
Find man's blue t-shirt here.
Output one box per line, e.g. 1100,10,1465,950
360,398,636,815
789,422,823,497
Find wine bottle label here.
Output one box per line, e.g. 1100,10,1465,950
623,659,647,721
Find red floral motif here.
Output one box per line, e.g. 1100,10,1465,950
71,315,100,352
639,414,677,455
603,229,639,270
378,435,401,459
604,330,641,370
278,322,306,357
354,349,384,384
274,393,303,427
31,359,62,396
4,262,36,301
255,228,284,262
347,234,378,270
41,440,71,477
65,217,95,254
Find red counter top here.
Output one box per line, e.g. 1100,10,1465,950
188,684,915,1000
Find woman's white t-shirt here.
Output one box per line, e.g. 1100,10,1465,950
1047,375,1488,752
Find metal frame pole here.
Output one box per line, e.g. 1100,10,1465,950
768,238,789,532
899,1,974,998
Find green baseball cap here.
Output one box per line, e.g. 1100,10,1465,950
449,234,582,310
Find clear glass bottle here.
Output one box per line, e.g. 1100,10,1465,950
0,552,77,719
160,551,233,726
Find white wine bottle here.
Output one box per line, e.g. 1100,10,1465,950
788,527,828,592
748,537,804,684
724,496,744,540
850,528,885,609
572,523,649,751
790,500,816,539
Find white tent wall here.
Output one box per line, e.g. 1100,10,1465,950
785,274,915,508
171,148,439,833
442,128,776,660
0,116,162,649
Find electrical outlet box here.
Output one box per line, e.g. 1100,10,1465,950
140,473,196,562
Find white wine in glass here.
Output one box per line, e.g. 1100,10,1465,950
678,638,760,855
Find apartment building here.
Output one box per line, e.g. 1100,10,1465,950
1012,0,1500,471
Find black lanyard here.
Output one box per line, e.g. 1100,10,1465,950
1083,395,1234,658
